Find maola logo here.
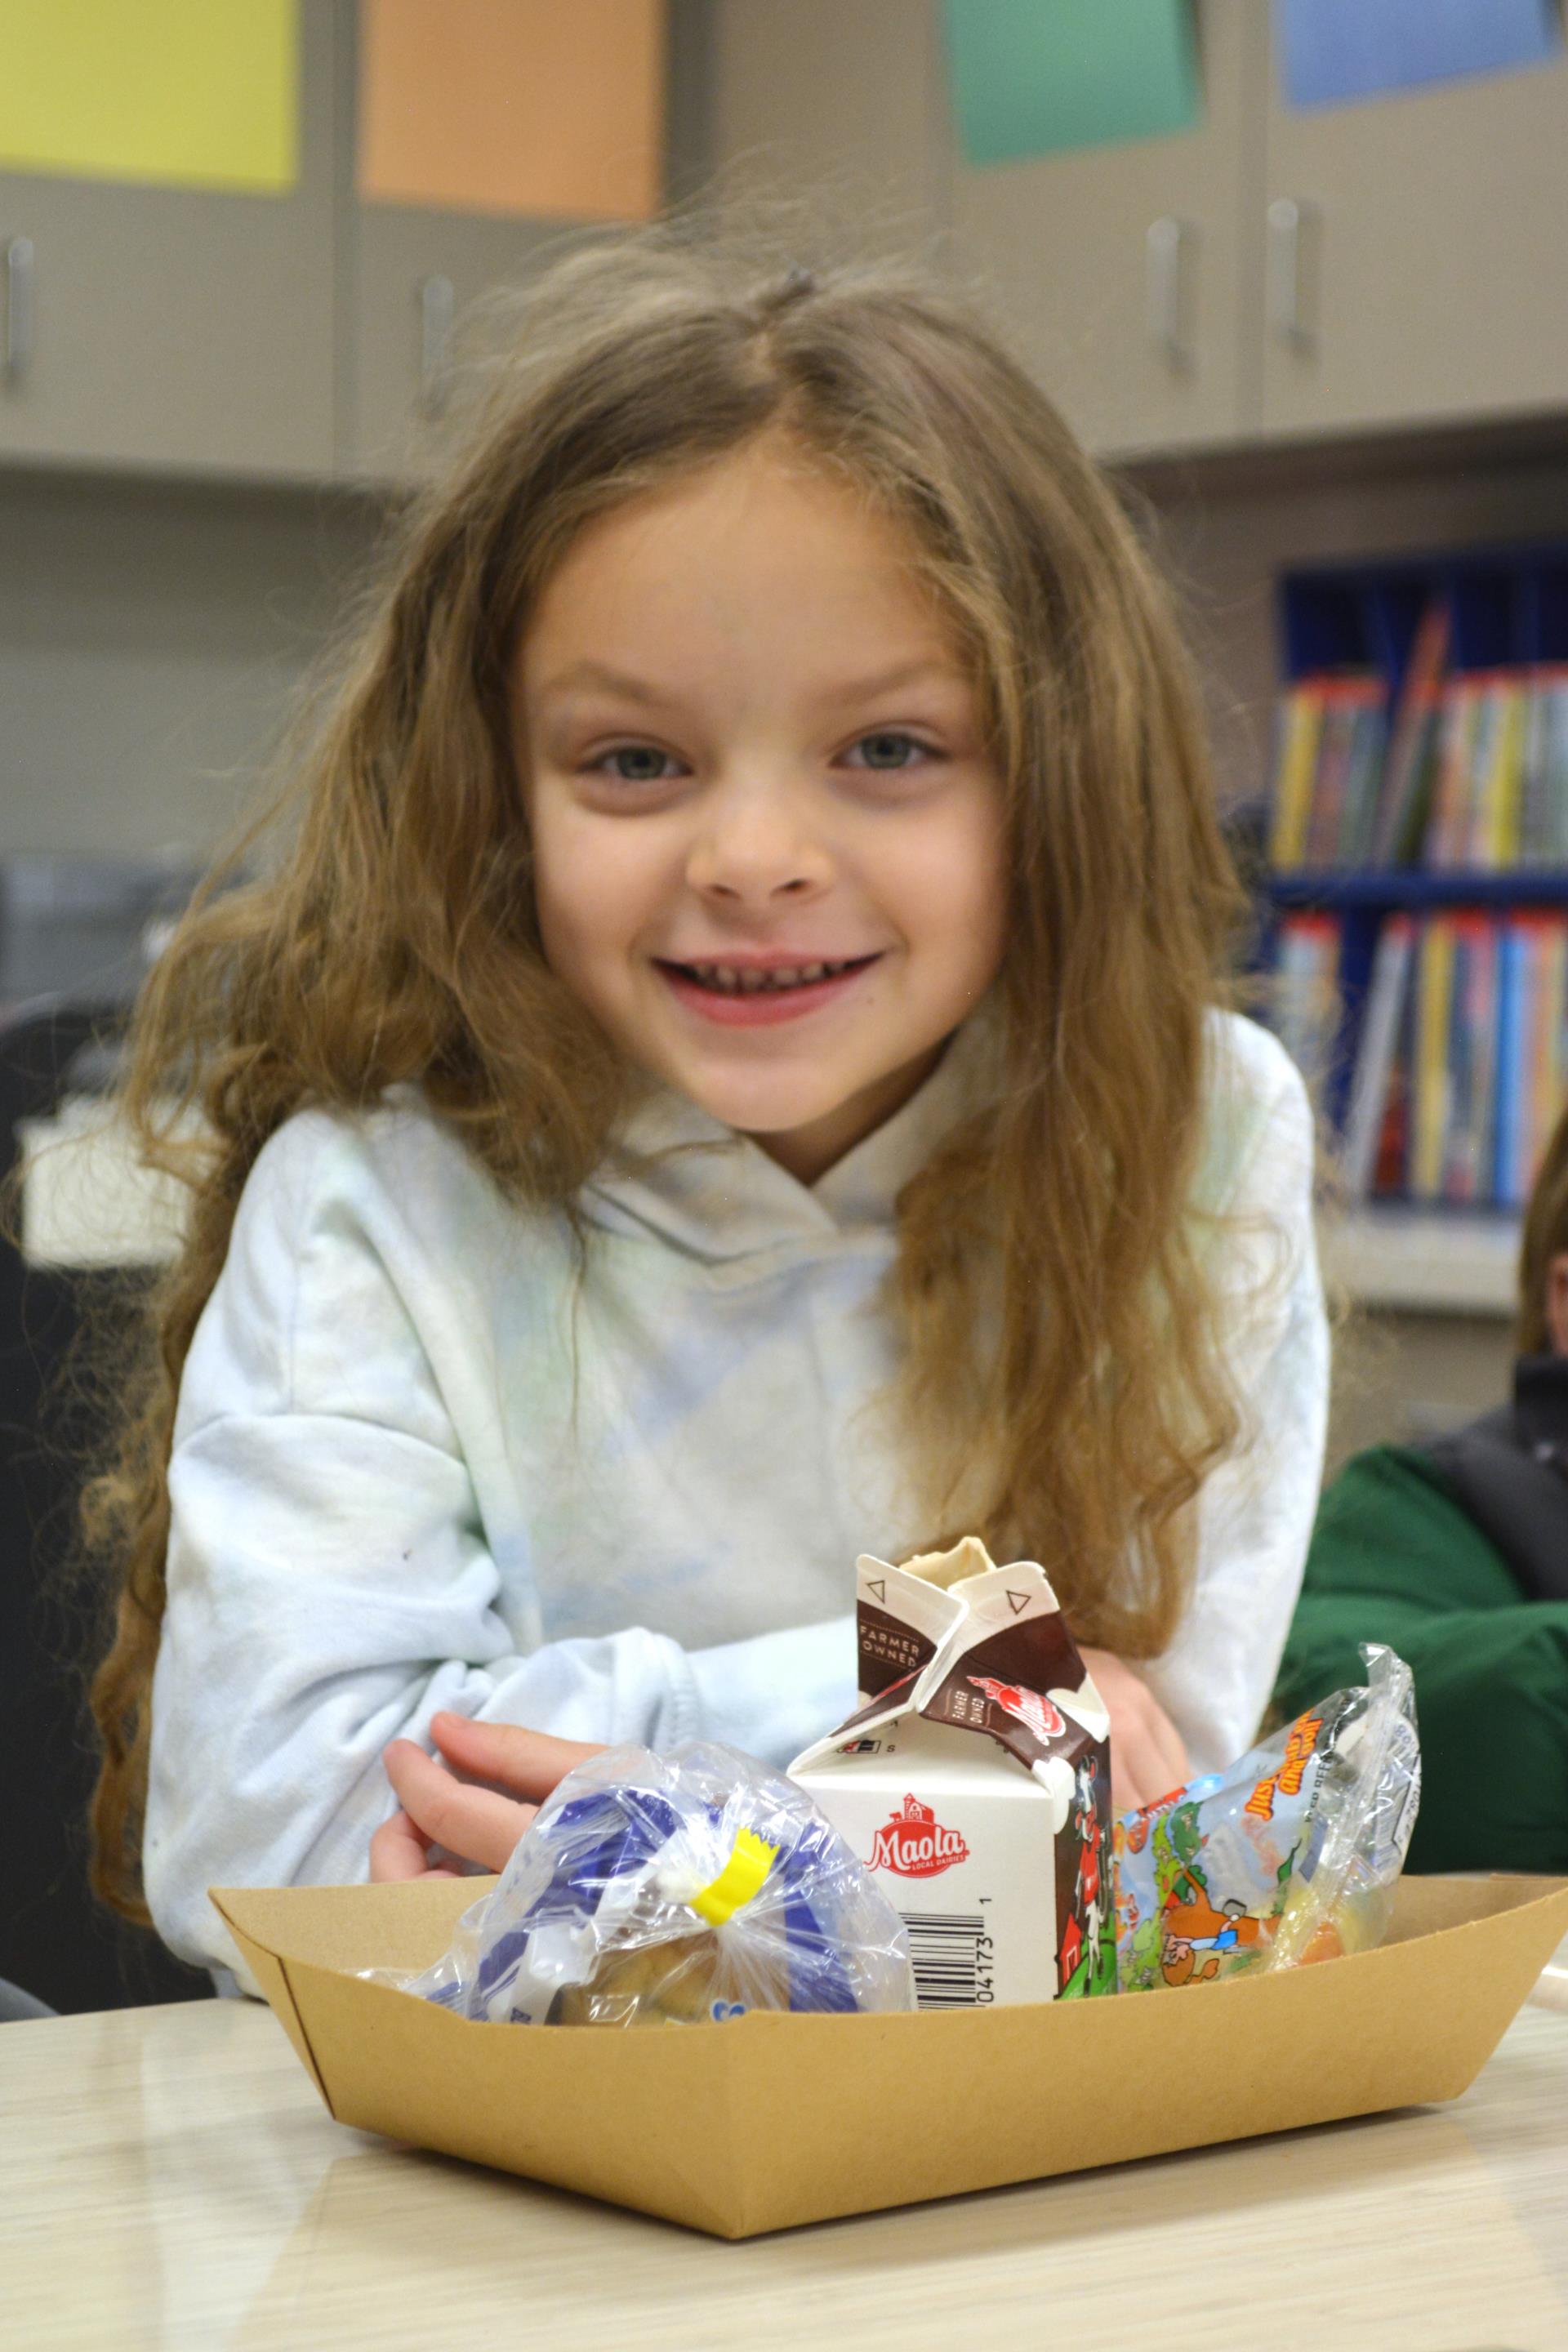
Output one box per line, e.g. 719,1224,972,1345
868,1794,969,1878
968,1675,1065,1745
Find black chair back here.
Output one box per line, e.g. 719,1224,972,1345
0,1001,212,2011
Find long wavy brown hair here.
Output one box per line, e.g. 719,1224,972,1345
1519,1098,1568,1352
74,220,1256,1927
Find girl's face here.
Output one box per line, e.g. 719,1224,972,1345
514,437,1008,1183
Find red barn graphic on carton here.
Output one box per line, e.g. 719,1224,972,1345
791,1538,1116,2008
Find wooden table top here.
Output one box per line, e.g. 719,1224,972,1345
5,1972,1567,2351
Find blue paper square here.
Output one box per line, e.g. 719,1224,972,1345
1278,0,1561,111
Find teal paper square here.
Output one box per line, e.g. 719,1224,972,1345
945,0,1201,167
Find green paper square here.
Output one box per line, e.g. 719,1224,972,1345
945,0,1201,167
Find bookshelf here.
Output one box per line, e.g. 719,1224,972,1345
1321,1205,1520,1317
1261,540,1568,1314
1269,871,1568,914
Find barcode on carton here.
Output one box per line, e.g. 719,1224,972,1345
902,1910,993,2008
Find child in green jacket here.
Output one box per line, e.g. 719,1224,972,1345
1274,1101,1568,1873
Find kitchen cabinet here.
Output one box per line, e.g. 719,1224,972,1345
340,204,585,483
1258,38,1568,441
0,4,336,479
9,3,1568,483
944,0,1254,459
339,0,702,483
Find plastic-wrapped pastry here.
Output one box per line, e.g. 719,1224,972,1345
374,1739,915,2028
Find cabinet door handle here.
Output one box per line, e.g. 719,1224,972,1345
2,237,34,383
417,274,455,420
1146,216,1194,373
1267,197,1318,354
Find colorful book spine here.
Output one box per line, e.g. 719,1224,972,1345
1371,599,1450,865
1335,685,1390,867
1426,679,1483,871
1532,923,1568,1180
1304,688,1355,868
1468,678,1526,870
1410,917,1455,1200
1552,677,1568,864
1521,666,1568,866
1494,920,1529,1207
1342,914,1414,1199
1267,685,1324,868
1272,912,1343,1085
1441,915,1497,1202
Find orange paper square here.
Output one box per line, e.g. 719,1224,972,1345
359,0,666,221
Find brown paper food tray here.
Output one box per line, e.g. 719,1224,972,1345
211,1872,1568,2240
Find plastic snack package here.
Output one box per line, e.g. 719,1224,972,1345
368,1738,916,2027
1113,1645,1420,1993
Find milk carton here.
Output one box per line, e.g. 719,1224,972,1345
791,1538,1116,2007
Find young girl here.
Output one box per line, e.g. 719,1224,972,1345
83,229,1328,1990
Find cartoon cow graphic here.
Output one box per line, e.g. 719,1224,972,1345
1072,1761,1105,1915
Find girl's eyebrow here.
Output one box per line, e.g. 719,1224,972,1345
816,657,966,706
536,660,679,710
536,655,964,710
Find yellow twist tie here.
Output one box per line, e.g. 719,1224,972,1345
689,1827,779,1927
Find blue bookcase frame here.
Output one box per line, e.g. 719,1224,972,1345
1261,537,1568,1152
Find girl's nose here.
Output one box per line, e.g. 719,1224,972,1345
685,785,835,907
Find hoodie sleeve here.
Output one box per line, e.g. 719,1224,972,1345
143,1115,854,1990
1135,1021,1330,1778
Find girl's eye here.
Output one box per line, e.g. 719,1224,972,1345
590,746,684,784
844,731,934,773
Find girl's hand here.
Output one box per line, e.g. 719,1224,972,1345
369,1713,605,1882
1080,1649,1189,1815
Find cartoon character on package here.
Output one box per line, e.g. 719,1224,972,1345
1113,1646,1420,1992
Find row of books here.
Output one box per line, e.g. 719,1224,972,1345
1273,908,1568,1207
1267,601,1568,871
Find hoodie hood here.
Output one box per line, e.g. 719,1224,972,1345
578,1014,1001,1265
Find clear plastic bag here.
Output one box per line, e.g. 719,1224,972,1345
1113,1646,1421,1992
372,1739,916,2028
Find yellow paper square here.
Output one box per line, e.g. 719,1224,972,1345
0,1,298,194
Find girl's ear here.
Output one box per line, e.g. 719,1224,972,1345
1547,1252,1568,1356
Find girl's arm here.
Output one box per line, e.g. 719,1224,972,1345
1135,1021,1330,1776
142,1114,854,1989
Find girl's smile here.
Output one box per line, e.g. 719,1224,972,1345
514,435,1009,1182
655,948,884,1024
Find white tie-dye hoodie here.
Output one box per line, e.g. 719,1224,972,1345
145,1009,1327,1987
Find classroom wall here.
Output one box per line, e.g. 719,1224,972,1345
0,467,384,862
1327,1307,1514,1474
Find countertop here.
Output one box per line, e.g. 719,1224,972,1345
4,1980,1567,2350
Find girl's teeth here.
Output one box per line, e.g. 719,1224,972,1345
680,957,863,994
